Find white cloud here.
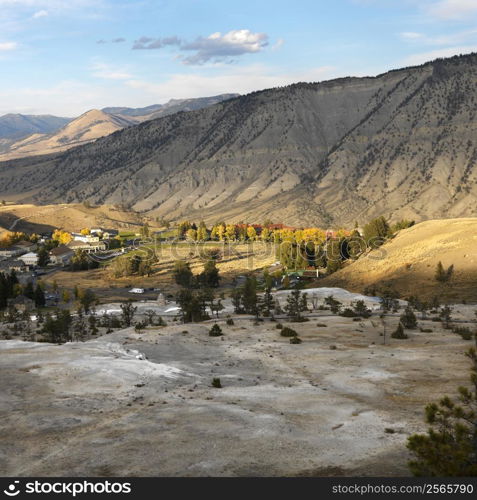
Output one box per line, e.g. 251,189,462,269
132,29,270,65
181,29,269,65
32,9,48,18
402,45,477,66
0,41,17,51
427,0,477,20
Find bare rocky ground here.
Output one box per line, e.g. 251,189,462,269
0,307,474,477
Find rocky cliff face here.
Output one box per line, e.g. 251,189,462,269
2,53,477,226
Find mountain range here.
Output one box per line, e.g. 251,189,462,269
0,94,238,160
0,114,72,140
1,53,477,226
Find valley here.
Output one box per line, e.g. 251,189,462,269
2,50,477,480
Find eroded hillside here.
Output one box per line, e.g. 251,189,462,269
2,54,477,225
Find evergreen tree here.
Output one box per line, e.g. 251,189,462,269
353,300,372,318
363,216,391,248
79,288,96,314
209,324,223,337
435,262,454,283
440,305,453,328
173,260,194,288
23,281,35,300
198,260,220,288
259,287,274,317
391,322,408,339
285,287,303,321
242,276,258,315
37,247,50,267
34,284,45,308
231,288,244,314
324,295,342,314
176,289,206,323
120,300,137,327
407,337,477,476
400,307,418,329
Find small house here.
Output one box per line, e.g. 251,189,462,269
7,295,35,312
19,252,39,267
49,246,75,266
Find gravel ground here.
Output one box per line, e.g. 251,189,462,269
0,309,473,477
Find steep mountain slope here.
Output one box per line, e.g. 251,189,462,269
321,218,477,302
0,110,136,160
2,53,477,225
102,94,238,120
0,114,71,140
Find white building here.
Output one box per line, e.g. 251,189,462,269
19,252,39,267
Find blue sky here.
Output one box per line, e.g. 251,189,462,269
1,0,477,116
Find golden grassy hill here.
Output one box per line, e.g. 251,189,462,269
0,110,135,161
0,203,146,235
321,218,477,303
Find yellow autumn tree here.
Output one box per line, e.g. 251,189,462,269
246,226,257,241
52,229,72,245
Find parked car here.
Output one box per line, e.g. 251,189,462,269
129,288,145,294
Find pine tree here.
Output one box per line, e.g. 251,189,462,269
173,260,194,288
198,260,220,288
407,336,477,476
324,295,342,314
231,288,244,314
120,300,137,327
440,305,453,329
23,281,35,300
363,216,391,248
435,262,454,283
353,300,372,318
259,287,274,317
79,289,96,314
37,247,50,267
242,276,258,315
209,324,223,337
400,306,418,329
34,284,45,308
285,287,303,321
391,322,408,339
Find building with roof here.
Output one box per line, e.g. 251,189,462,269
19,252,39,267
49,246,75,266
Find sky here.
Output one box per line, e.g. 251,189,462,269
1,0,477,116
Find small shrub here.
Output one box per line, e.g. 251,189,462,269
209,324,223,337
420,327,433,333
352,317,362,322
212,377,222,388
289,336,302,344
341,308,357,318
280,326,298,337
316,323,327,327
391,323,408,339
226,318,234,326
452,326,473,340
276,323,283,329
329,344,337,350
384,428,395,434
